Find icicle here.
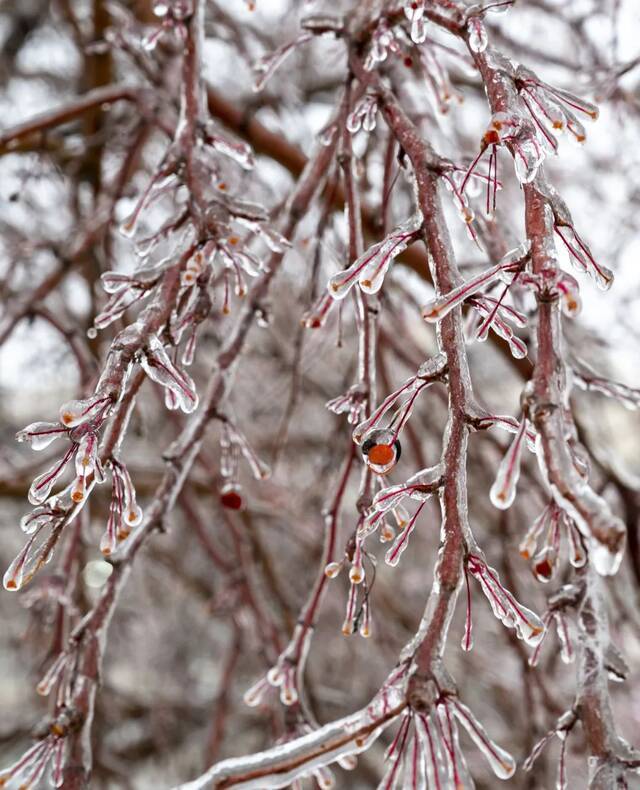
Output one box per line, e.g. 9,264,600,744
385,503,425,567
16,422,67,450
489,417,527,509
141,335,199,413
450,699,516,779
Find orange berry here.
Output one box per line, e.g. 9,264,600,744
367,444,395,466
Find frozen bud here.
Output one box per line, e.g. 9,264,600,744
352,376,417,445
532,546,557,583
100,514,117,556
16,422,67,451
3,541,33,591
59,395,111,428
349,564,364,584
554,225,613,291
325,561,343,578
75,432,98,476
468,554,546,646
483,112,522,146
519,507,550,559
347,95,378,134
243,676,270,707
220,482,243,511
302,292,335,329
490,417,527,509
556,272,581,316
37,652,68,696
361,429,401,475
279,668,298,705
513,136,545,184
101,271,133,294
565,519,587,567
467,17,488,53
404,0,425,22
380,523,396,543
70,476,86,504
338,754,358,771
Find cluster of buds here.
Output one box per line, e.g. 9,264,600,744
416,41,467,115
377,694,515,788
519,265,582,317
571,356,640,410
403,0,428,44
465,553,546,649
461,111,544,218
346,94,379,134
0,730,67,789
528,583,582,668
325,532,374,638
218,419,271,510
95,267,162,330
244,624,313,710
3,495,69,592
140,334,199,413
0,660,83,789
364,18,400,70
515,65,599,152
326,384,367,426
16,394,112,506
327,213,423,300
540,182,614,291
519,501,587,582
422,244,529,357
100,461,143,555
352,466,442,571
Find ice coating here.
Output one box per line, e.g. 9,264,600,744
173,698,402,789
